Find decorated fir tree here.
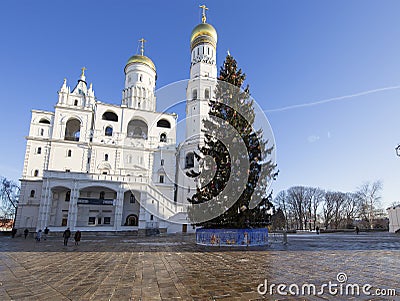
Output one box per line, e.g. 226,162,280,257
187,54,278,228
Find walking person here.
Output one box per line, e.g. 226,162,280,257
24,228,29,239
11,228,17,238
316,226,320,235
63,227,71,246
74,230,81,246
355,226,360,235
36,229,42,242
43,227,50,240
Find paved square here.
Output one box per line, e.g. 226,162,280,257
1,232,399,300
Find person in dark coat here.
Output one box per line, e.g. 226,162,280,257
24,228,29,239
11,228,17,238
74,230,81,246
63,228,71,246
43,227,50,240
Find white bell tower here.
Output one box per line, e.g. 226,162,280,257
122,38,157,111
176,5,218,204
185,5,218,141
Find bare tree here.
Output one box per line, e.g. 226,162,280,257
274,190,289,229
355,181,382,229
286,186,309,230
0,177,20,228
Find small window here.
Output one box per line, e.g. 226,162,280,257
65,191,71,202
160,133,167,142
67,150,72,157
88,217,96,225
161,159,164,166
102,171,108,175
98,217,102,225
74,100,78,106
159,175,164,183
105,154,109,161
130,193,136,203
150,214,154,221
105,126,113,136
30,190,35,198
192,89,197,100
205,89,210,99
185,153,194,169
40,129,44,136
188,187,190,193
37,147,42,154
39,118,50,124
156,119,171,128
139,74,142,82
100,191,105,200
102,111,118,122
34,170,39,177
104,217,111,225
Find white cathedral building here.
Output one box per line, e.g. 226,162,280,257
15,8,218,234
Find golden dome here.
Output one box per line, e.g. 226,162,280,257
190,23,217,46
125,54,156,72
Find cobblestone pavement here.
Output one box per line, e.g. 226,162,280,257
0,232,399,301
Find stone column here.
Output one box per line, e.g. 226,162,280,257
113,187,124,231
138,192,147,230
37,179,50,230
67,183,79,231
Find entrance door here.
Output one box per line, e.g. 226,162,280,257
182,224,187,233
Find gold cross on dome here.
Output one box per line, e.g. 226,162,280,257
81,67,87,76
139,38,147,56
199,5,208,23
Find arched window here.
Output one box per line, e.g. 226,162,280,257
102,111,118,122
30,190,35,198
100,191,105,200
64,118,81,141
105,126,113,136
185,153,194,169
65,191,71,202
192,89,197,100
159,175,164,183
160,133,167,142
40,128,44,136
205,89,210,99
156,119,171,128
74,100,78,106
125,214,138,226
37,147,42,154
127,119,148,139
34,170,39,177
105,154,109,161
161,159,164,166
130,193,136,203
39,118,50,124
67,150,72,157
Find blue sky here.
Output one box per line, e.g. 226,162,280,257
0,1,399,207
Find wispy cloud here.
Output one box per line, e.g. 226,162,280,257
264,85,400,113
307,135,320,143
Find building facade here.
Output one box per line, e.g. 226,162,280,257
387,205,400,233
15,10,218,234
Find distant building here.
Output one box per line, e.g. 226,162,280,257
387,205,400,233
15,7,218,234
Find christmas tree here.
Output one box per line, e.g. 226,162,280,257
187,54,278,228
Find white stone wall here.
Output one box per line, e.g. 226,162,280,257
388,205,400,233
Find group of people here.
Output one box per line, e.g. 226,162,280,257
15,227,82,246
62,228,81,246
